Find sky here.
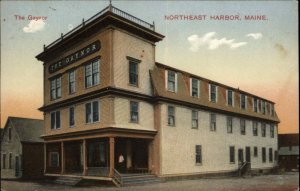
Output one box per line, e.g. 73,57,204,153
0,1,298,134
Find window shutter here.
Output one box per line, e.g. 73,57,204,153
197,80,200,98
226,90,228,105
175,73,178,93
232,92,235,106
209,84,211,101
165,70,168,90
216,86,218,102
190,78,192,96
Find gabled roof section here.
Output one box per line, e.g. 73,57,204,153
36,4,164,62
150,63,280,123
3,117,44,143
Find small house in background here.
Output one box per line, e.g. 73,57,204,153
1,117,44,179
278,133,299,171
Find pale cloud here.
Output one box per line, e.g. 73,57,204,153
187,32,247,51
246,33,263,40
23,20,46,33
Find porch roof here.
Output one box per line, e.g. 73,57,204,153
42,127,157,142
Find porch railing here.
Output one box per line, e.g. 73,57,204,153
111,6,154,30
113,169,123,186
43,5,155,51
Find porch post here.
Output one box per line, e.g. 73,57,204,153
61,141,65,174
83,139,88,176
44,143,47,174
109,137,115,177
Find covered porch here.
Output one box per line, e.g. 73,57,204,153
43,128,157,179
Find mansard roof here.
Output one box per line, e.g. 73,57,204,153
150,63,280,123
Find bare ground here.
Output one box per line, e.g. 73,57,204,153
1,172,299,191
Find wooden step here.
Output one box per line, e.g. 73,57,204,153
55,176,82,186
118,173,161,187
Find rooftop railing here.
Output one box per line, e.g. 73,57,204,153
43,5,155,51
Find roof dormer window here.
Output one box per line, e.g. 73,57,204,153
166,70,177,93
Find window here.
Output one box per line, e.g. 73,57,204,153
229,146,235,163
69,107,75,127
270,125,275,138
240,119,246,135
8,127,11,141
9,153,12,169
167,106,175,126
69,70,76,94
254,147,258,157
262,147,266,163
209,84,217,102
191,78,199,98
130,101,139,123
252,121,258,136
195,145,202,164
240,94,246,110
266,103,270,115
86,101,99,123
227,117,233,133
50,152,60,167
167,70,177,92
257,100,261,113
261,123,266,137
50,77,61,100
129,61,138,86
210,113,216,131
99,142,106,163
2,154,6,169
253,98,258,112
270,104,275,116
51,111,61,130
85,59,100,88
227,90,234,106
261,101,266,114
269,148,273,162
88,141,107,166
192,110,198,129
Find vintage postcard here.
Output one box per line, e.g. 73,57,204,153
0,1,298,190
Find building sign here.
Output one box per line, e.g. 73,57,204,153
49,41,101,73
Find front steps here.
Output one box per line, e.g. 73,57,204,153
115,173,161,187
55,176,82,186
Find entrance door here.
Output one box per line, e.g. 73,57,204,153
245,147,251,163
15,156,19,177
115,138,149,173
132,140,148,171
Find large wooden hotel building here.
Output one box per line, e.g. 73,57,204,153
36,3,279,185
